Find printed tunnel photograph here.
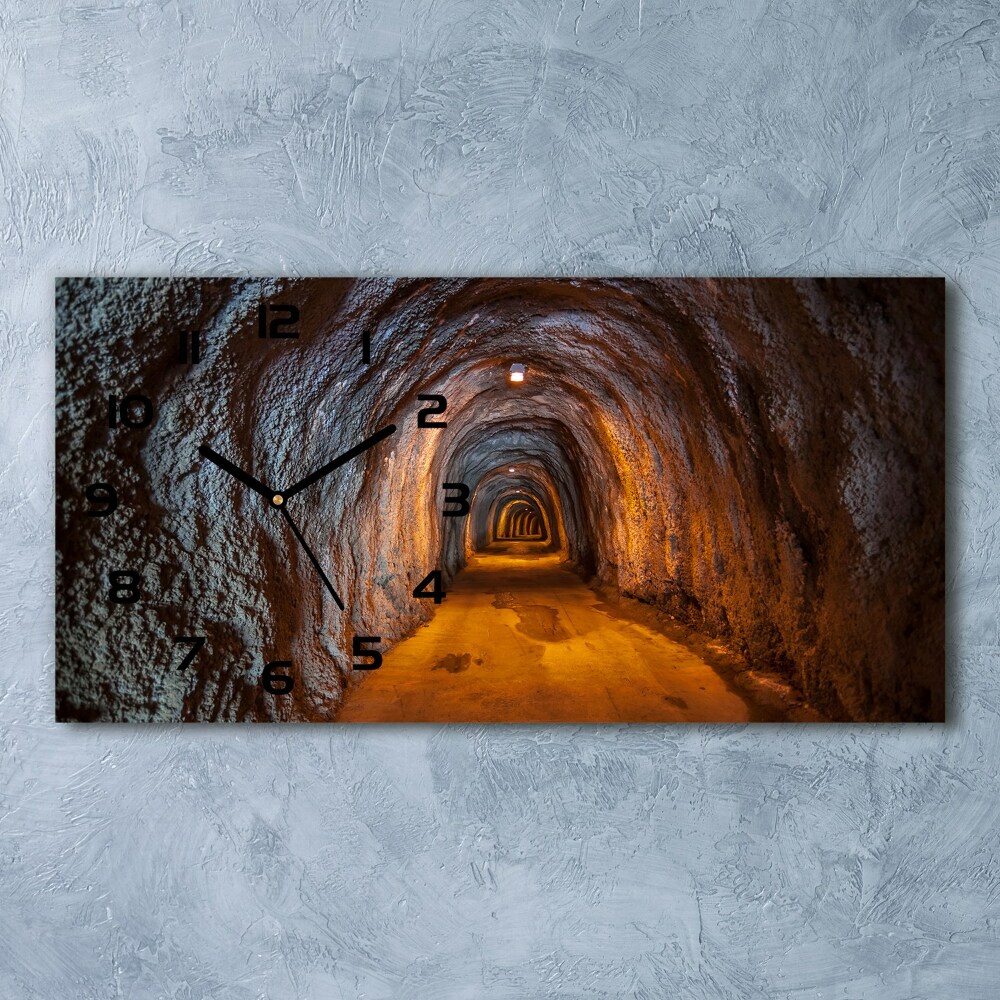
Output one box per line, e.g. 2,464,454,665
55,277,945,723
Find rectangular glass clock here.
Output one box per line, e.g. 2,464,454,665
55,277,945,723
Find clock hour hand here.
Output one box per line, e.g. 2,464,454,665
199,445,276,503
279,505,345,610
281,424,397,501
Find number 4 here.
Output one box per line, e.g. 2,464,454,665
413,570,446,604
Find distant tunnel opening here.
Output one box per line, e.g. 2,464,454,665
469,466,562,552
495,498,545,540
491,491,549,542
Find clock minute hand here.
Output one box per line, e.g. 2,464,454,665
281,424,397,501
199,445,276,502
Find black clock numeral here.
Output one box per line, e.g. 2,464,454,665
417,394,447,428
413,570,446,604
442,482,470,517
258,302,300,339
107,393,154,430
108,569,141,604
352,636,382,671
85,482,118,517
362,330,371,364
262,659,294,694
177,330,201,364
174,636,205,671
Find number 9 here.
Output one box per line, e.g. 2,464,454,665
85,482,118,517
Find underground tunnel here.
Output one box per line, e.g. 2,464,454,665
55,277,945,723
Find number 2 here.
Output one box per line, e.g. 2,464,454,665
417,394,447,428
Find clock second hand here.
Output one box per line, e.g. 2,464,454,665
278,504,346,611
269,426,395,612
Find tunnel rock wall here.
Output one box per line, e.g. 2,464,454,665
57,277,943,721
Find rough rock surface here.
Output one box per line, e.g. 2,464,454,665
57,277,943,722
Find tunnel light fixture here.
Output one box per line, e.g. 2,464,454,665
508,467,515,473
509,363,525,383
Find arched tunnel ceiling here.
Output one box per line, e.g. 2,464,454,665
55,277,945,723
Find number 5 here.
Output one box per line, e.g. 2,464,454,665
352,636,382,671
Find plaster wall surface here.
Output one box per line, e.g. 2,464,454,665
2,1,998,996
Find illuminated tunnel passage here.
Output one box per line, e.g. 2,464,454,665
337,546,764,722
495,496,545,540
340,442,778,721
471,464,562,553
487,483,551,544
57,278,943,722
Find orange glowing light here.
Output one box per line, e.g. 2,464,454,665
509,363,526,382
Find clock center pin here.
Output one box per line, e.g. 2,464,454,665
272,494,284,506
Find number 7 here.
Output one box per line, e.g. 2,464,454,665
174,636,205,671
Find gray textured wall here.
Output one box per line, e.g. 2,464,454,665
1,1,996,996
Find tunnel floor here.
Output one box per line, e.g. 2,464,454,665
338,545,793,722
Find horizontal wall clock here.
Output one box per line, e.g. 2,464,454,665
55,277,945,723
